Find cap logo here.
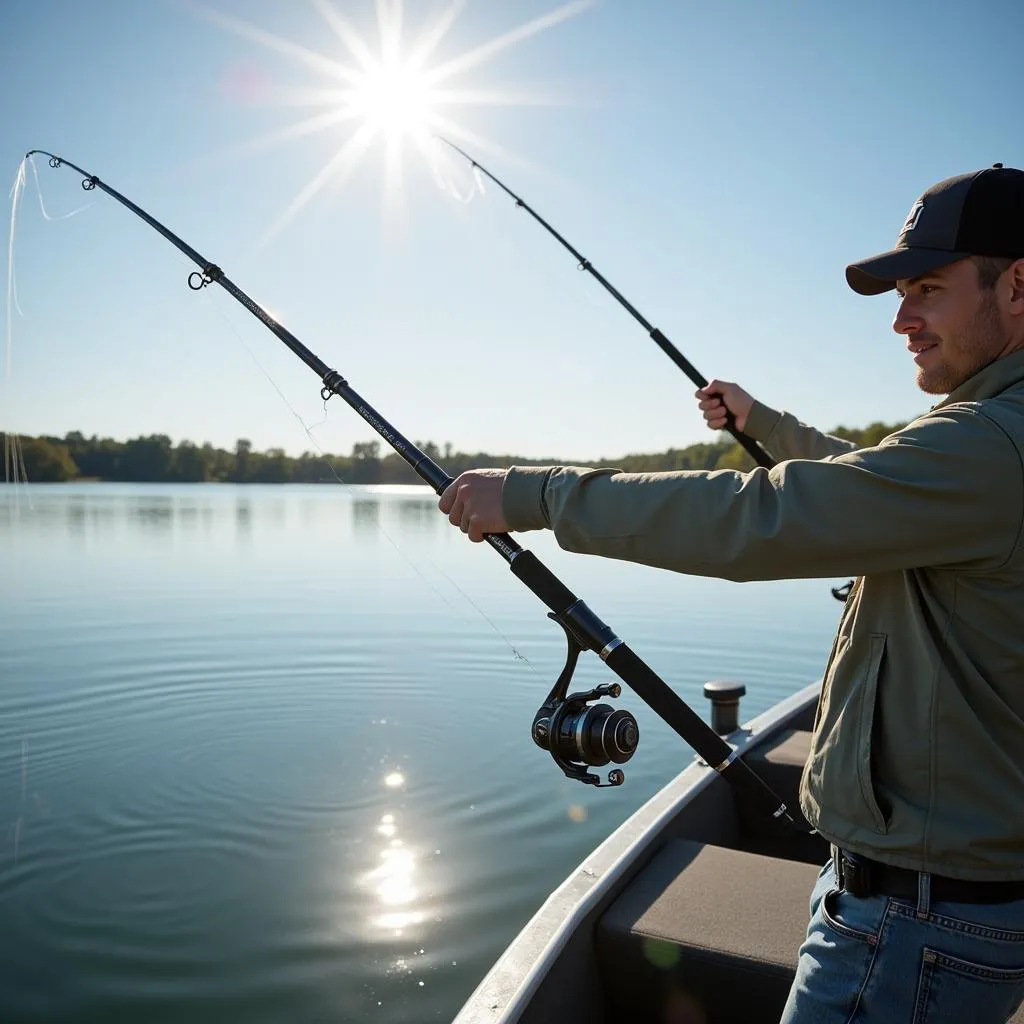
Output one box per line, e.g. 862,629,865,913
901,200,925,235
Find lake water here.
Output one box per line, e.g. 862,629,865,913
0,483,846,1023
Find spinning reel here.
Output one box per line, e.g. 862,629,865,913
531,613,639,787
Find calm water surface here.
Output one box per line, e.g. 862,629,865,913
0,484,846,1023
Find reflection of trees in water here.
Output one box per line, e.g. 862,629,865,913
177,502,212,533
352,499,380,532
235,497,252,537
2,487,448,542
352,497,441,534
395,500,441,531
263,497,287,527
66,501,87,535
56,494,222,536
129,497,174,532
300,498,321,528
1,489,297,540
47,494,179,533
0,492,110,535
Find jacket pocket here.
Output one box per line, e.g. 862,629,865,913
855,633,889,834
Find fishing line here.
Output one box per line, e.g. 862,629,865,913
7,163,26,323
428,147,486,204
3,156,96,487
6,162,26,382
26,153,95,222
419,557,532,665
4,161,28,486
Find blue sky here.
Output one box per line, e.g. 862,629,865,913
2,0,1021,461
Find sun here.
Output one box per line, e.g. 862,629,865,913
190,0,593,244
348,60,436,142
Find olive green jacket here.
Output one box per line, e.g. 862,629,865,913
502,350,1024,879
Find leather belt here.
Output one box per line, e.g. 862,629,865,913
832,847,1024,905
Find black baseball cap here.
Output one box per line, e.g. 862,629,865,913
846,164,1024,296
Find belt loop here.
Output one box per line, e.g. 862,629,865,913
916,871,931,918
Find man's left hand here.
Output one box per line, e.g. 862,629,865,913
438,469,510,542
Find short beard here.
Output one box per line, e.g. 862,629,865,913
917,292,1008,395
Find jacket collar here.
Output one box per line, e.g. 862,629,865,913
934,348,1024,409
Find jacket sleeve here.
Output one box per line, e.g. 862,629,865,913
744,400,861,462
501,407,1023,582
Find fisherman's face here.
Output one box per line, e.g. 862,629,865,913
893,258,1012,395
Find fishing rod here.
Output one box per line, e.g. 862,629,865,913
439,138,854,605
27,148,802,829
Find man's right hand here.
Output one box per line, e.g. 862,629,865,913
696,380,755,433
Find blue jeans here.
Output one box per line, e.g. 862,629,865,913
780,860,1024,1023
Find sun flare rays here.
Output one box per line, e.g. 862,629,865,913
189,0,593,244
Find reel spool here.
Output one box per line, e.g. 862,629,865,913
531,614,639,787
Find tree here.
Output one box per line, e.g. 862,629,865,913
13,437,78,482
65,432,119,479
201,442,232,481
118,435,173,481
349,440,381,483
249,447,291,483
172,441,208,482
714,443,756,472
234,439,252,482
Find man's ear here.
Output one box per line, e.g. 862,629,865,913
1008,258,1024,313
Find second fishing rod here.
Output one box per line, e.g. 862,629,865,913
440,138,853,605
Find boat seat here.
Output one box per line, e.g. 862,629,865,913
597,838,1024,1024
597,838,825,1024
743,727,812,800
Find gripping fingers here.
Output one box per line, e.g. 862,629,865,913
445,495,484,541
466,515,487,543
438,470,507,540
455,509,486,542
698,380,751,433
448,503,464,527
696,389,726,429
438,481,457,515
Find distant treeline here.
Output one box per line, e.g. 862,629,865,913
2,422,906,484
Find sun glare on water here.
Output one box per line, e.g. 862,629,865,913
193,0,593,245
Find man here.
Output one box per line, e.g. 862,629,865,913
439,164,1024,1022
